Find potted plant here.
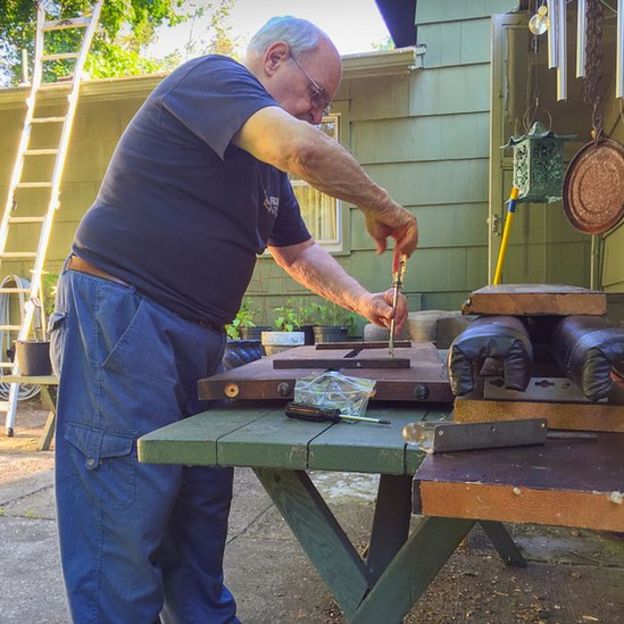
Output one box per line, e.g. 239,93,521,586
261,304,305,356
223,299,264,369
15,272,58,376
283,298,316,345
308,302,357,344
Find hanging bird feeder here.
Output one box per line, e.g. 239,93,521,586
502,121,574,204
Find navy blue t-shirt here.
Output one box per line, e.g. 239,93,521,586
73,55,311,325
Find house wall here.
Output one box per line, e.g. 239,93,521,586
0,90,149,283
1,2,553,329
599,79,624,319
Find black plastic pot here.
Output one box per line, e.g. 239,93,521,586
15,340,52,376
240,326,271,341
299,324,315,345
223,339,263,371
313,325,349,344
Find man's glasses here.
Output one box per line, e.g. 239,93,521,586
290,54,332,117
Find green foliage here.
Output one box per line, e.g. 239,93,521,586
370,35,394,51
273,305,300,333
225,298,258,340
304,301,357,333
180,0,240,63
42,272,59,318
0,0,236,85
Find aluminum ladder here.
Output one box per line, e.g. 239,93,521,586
0,1,103,436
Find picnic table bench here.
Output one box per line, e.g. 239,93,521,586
138,402,532,623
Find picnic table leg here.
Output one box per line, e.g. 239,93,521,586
351,516,475,624
253,467,371,618
255,467,475,624
479,520,527,567
37,385,57,452
367,474,412,583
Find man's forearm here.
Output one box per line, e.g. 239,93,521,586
270,241,368,313
291,130,397,217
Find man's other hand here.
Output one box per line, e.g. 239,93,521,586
365,206,418,258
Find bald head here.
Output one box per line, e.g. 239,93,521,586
246,16,338,61
245,16,342,124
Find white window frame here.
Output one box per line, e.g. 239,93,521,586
289,113,343,251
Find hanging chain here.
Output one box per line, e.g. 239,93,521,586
523,0,542,131
584,0,605,139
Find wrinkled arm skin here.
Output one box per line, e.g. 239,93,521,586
233,105,418,257
268,239,408,331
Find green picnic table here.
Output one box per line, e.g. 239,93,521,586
138,402,523,623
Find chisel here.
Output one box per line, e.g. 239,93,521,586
388,250,408,357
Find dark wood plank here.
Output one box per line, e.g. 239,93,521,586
315,341,412,350
461,283,607,316
273,357,410,369
198,343,453,402
367,475,412,583
413,433,624,532
350,517,475,624
454,397,624,432
254,468,371,617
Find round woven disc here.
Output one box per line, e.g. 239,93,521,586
563,138,624,234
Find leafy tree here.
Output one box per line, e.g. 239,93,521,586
0,0,235,86
370,35,394,51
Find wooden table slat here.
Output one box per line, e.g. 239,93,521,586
308,408,427,474
137,408,271,465
216,410,333,469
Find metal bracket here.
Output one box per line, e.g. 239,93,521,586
483,376,595,403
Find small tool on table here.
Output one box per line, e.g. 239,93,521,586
389,249,408,357
285,402,391,425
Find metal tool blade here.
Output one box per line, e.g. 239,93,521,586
388,253,407,357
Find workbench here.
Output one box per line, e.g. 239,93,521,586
138,402,529,623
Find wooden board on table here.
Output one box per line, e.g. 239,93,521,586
413,432,624,532
461,283,607,316
453,397,624,432
273,357,411,369
198,343,453,402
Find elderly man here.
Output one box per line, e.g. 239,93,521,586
50,15,417,624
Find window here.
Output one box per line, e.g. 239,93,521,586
289,114,341,249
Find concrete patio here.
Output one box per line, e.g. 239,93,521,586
1,398,623,624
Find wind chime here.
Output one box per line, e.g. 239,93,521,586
493,0,624,285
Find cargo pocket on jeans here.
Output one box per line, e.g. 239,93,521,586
48,310,67,377
64,423,136,510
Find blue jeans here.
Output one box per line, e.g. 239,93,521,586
50,267,239,623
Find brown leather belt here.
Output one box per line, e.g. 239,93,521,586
67,255,130,288
67,255,223,331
